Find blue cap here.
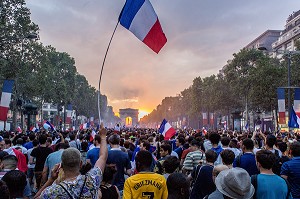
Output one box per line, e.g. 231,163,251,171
0,136,3,142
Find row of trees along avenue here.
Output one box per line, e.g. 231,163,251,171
0,0,112,130
140,42,300,129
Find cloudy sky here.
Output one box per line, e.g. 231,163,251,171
26,0,300,117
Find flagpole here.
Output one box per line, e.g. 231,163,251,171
97,20,120,123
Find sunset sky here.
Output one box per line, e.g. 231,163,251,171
26,0,300,118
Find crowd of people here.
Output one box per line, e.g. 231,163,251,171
0,124,299,199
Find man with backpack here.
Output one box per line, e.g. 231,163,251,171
251,150,291,199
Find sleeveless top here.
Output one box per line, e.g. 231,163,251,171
100,184,119,199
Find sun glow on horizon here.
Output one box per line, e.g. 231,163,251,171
138,109,150,120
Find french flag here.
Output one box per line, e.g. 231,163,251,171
16,126,22,133
0,80,14,121
158,119,176,140
120,0,167,53
90,130,96,142
80,122,90,130
288,107,300,128
30,126,38,132
294,88,300,118
277,88,286,124
43,121,55,131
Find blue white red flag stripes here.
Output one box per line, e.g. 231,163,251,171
294,88,300,118
277,88,286,124
80,123,90,130
120,0,167,53
30,126,38,132
90,130,96,142
0,80,14,121
158,119,176,140
288,107,300,128
43,120,55,131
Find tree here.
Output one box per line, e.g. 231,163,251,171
0,0,39,130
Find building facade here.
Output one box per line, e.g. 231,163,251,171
245,30,281,51
272,10,300,51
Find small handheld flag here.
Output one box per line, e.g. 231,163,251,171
43,121,55,131
120,0,167,53
16,126,22,133
30,126,38,133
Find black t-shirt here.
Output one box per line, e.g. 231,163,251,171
31,146,53,171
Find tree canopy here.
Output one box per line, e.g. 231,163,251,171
0,0,115,129
140,48,294,129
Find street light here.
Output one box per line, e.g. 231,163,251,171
258,47,300,126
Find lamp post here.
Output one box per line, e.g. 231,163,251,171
258,47,300,126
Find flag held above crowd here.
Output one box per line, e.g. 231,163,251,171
16,126,22,133
43,120,55,131
30,126,39,133
80,122,90,130
159,119,176,140
119,0,167,53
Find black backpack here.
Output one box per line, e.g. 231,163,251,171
251,174,291,199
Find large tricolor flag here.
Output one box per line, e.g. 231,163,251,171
277,88,286,124
294,88,300,118
0,80,14,121
119,0,167,53
158,119,176,140
288,107,300,128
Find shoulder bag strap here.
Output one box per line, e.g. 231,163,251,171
58,183,74,199
79,175,87,198
194,165,203,183
236,153,243,167
251,174,258,199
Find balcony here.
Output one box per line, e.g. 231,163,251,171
272,28,300,49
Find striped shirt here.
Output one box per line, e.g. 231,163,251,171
183,150,205,171
281,157,300,198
